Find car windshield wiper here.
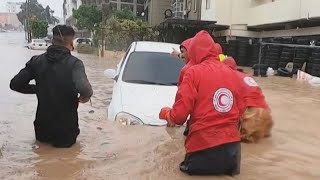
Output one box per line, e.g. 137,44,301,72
126,80,177,86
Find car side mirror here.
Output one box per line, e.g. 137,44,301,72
104,69,117,79
113,75,119,81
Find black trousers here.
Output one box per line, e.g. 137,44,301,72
180,142,241,176
35,128,79,148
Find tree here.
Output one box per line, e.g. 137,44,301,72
30,19,48,38
73,5,102,32
17,0,59,25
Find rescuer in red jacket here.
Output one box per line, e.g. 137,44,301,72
177,38,193,86
223,57,273,143
159,31,242,176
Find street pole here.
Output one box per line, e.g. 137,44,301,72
27,0,32,42
25,0,28,41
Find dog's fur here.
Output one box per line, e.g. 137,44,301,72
240,107,273,143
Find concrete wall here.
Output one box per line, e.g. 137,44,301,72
248,0,320,26
250,0,275,7
300,0,320,19
248,0,301,26
148,0,171,26
214,0,250,26
201,0,216,21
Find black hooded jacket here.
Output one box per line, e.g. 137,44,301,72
10,45,93,144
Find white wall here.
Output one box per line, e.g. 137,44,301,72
65,0,77,19
248,0,320,26
201,0,216,21
300,0,320,19
214,0,231,25
248,0,301,26
214,0,250,26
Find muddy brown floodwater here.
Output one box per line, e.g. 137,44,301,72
1,33,320,180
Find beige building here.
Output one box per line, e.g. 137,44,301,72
0,12,21,28
145,0,320,38
208,0,320,38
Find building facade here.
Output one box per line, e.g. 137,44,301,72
0,12,22,28
81,0,145,17
206,0,320,38
6,2,23,14
144,0,320,38
63,0,82,25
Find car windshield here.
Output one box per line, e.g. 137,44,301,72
122,52,184,86
33,39,45,43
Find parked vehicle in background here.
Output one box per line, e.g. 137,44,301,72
28,39,48,50
104,41,184,126
73,38,92,47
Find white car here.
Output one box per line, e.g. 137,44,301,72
28,39,48,50
73,38,93,47
104,41,184,126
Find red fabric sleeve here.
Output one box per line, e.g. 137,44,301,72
169,70,197,125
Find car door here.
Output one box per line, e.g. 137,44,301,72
108,43,134,120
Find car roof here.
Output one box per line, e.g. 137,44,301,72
134,41,180,53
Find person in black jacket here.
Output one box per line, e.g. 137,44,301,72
10,25,93,148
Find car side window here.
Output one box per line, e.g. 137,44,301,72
119,44,132,70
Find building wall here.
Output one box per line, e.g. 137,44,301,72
248,0,300,26
0,13,21,27
213,0,250,26
201,0,216,21
148,0,171,26
186,0,201,20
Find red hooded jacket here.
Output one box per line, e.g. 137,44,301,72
168,31,242,153
223,57,269,111
177,38,193,86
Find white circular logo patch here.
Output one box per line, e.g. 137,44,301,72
243,77,259,87
213,88,234,113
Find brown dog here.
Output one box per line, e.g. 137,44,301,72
240,107,273,143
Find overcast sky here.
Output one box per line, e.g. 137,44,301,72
2,0,63,18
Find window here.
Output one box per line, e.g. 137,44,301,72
110,2,117,10
122,52,184,85
137,0,144,5
136,5,144,17
121,4,134,11
206,0,210,9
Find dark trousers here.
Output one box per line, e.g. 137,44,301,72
180,142,241,176
35,128,79,148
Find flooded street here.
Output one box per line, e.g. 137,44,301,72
1,32,320,180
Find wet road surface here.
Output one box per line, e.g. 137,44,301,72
1,32,320,180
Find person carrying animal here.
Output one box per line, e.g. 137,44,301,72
223,57,273,143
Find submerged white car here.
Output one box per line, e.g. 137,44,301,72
104,41,184,126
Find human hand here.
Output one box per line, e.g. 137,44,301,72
171,48,180,58
159,107,171,120
79,96,90,103
166,120,176,127
159,107,176,127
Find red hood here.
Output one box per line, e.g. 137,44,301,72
214,43,223,54
180,38,192,51
188,31,218,65
223,57,237,70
